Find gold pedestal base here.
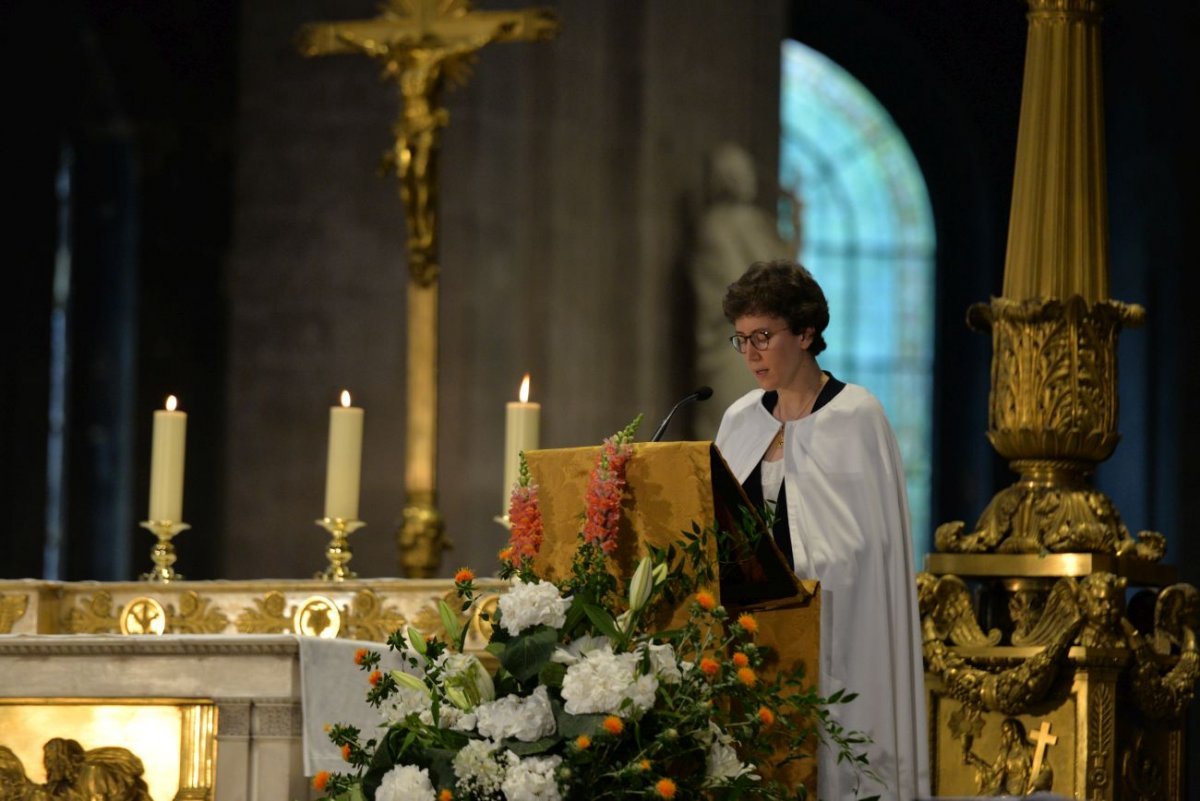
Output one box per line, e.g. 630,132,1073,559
397,493,449,578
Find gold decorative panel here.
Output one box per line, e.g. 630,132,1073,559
0,699,215,801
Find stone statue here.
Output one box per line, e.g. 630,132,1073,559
690,143,801,438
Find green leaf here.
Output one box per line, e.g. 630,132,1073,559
425,747,460,791
499,625,559,682
553,704,608,738
582,602,622,642
562,596,589,635
538,660,566,688
485,641,507,659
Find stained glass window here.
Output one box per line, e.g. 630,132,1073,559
781,40,936,561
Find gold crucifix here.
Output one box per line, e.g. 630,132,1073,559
297,0,559,576
1027,719,1058,793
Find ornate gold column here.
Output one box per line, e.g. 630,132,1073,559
923,1,1198,797
297,1,558,576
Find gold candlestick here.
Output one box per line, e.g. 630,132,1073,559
139,520,191,582
316,517,365,581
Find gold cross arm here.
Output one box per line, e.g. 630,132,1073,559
297,0,558,59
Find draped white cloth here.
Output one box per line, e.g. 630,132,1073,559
716,384,930,801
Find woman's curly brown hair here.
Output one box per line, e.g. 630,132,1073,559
722,260,829,355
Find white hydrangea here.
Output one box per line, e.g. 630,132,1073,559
498,579,571,635
435,703,477,733
502,754,563,801
454,739,516,797
375,764,436,801
380,685,433,725
475,685,556,742
703,723,759,785
638,641,683,684
550,634,612,665
560,645,658,715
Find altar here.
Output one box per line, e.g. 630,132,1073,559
0,579,497,801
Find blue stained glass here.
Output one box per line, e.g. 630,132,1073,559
781,39,937,564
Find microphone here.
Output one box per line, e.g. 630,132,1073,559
649,386,713,442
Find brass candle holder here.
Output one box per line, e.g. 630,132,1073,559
315,517,365,581
139,520,191,582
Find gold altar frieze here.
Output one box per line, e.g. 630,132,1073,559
0,699,215,801
0,595,29,635
0,579,503,645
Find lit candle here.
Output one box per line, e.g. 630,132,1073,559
148,395,187,522
324,390,365,521
503,374,541,512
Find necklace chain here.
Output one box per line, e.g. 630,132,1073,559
772,376,826,451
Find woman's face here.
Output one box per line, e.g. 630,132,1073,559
732,314,811,391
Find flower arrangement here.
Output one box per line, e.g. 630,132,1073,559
317,418,876,801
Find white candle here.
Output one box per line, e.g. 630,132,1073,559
503,374,541,512
324,390,365,520
148,395,187,522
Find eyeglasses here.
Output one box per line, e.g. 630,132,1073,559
729,328,790,353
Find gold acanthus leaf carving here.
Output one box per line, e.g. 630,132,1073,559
165,591,229,634
344,589,407,642
64,592,120,634
0,593,30,633
236,591,293,634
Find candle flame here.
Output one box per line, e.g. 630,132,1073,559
519,374,531,403
165,395,178,412
340,390,352,408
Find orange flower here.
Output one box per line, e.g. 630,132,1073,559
695,590,717,611
602,715,624,735
637,759,651,772
699,657,720,677
731,651,749,668
575,734,592,750
758,706,776,727
438,790,453,801
498,546,515,563
655,778,677,799
340,743,352,761
736,613,759,635
368,670,382,687
737,666,758,687
454,567,475,584
312,771,331,792
353,647,368,665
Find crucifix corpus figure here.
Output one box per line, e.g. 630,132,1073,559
297,0,559,576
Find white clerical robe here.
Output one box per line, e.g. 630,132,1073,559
715,384,930,801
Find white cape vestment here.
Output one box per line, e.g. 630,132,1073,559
715,384,929,801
